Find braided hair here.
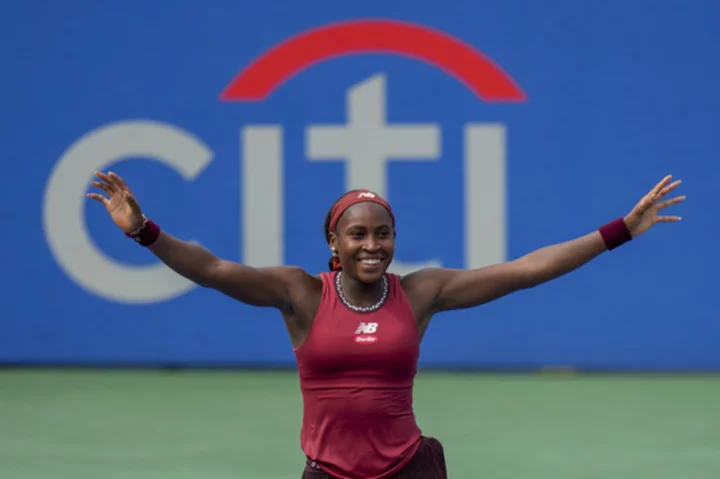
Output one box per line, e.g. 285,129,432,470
323,190,364,271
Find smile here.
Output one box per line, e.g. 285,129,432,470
359,258,382,265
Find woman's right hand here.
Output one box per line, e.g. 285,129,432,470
87,171,145,233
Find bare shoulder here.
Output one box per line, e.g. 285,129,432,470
399,267,461,314
276,265,324,311
401,260,531,314
209,262,322,312
260,264,317,280
265,265,322,293
400,267,460,292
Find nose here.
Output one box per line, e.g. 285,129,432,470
363,236,381,252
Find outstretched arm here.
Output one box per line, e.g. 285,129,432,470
404,175,685,314
147,231,307,309
88,171,310,310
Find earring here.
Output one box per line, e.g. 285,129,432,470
330,248,342,271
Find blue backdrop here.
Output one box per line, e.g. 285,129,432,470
2,0,717,371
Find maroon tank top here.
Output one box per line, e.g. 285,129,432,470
294,272,423,479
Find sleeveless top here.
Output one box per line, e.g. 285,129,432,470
293,272,423,479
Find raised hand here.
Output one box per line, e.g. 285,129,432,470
624,175,685,238
87,171,145,233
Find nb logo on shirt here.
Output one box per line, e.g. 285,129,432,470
354,322,379,344
355,322,379,334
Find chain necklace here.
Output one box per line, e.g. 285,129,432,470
335,271,388,313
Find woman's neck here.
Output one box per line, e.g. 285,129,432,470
339,271,385,307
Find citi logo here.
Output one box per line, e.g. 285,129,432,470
43,19,526,306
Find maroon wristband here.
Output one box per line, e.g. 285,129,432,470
125,216,161,247
598,218,632,250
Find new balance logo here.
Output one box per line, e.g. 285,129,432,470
357,192,376,199
354,322,379,344
355,322,378,334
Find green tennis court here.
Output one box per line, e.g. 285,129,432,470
2,369,718,478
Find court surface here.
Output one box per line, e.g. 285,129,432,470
2,369,718,478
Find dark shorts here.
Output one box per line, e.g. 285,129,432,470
302,436,447,479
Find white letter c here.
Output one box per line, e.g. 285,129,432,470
43,120,212,304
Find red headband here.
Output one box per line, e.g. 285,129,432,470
328,190,395,235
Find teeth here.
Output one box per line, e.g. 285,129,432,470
360,259,381,265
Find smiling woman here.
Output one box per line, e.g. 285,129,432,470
88,171,683,479
323,190,396,282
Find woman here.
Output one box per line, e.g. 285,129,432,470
88,172,684,478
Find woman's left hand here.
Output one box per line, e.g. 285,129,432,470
624,175,685,238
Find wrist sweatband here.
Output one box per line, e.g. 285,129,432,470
125,215,161,247
599,218,632,250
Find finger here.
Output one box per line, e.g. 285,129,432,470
108,171,130,192
649,175,673,199
91,181,114,196
86,193,109,206
105,171,123,190
635,193,657,215
94,171,117,192
656,215,682,222
657,195,686,211
656,180,682,200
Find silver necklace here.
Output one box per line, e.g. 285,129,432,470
335,271,388,313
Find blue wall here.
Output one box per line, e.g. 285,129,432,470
2,0,718,370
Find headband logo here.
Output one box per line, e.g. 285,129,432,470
357,192,376,199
